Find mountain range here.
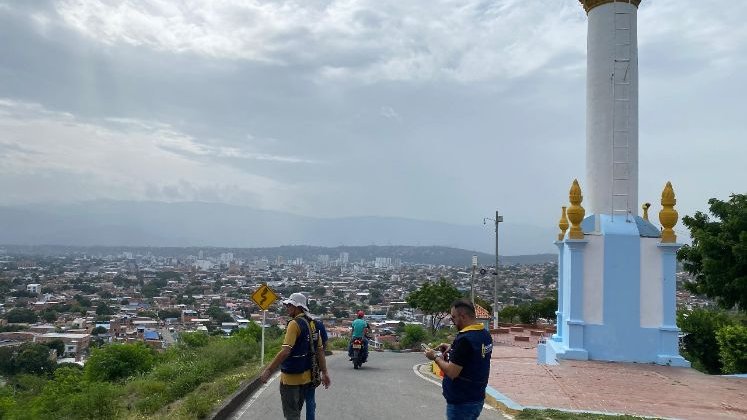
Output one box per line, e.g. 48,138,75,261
0,201,558,255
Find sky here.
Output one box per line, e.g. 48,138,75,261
0,0,745,237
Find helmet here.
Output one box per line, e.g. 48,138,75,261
356,310,365,318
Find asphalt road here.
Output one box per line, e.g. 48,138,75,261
232,351,507,420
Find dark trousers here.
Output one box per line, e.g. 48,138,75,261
280,383,310,420
304,385,316,420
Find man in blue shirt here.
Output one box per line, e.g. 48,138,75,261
425,299,493,420
348,310,369,362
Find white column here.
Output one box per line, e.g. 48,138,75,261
586,1,639,217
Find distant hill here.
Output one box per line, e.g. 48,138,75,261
1,244,556,267
0,200,558,255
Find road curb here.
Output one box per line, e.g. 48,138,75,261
415,363,515,419
207,375,264,420
209,352,338,419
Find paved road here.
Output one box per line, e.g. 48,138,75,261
232,351,507,419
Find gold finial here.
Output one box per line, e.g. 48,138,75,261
579,0,641,14
659,182,678,243
566,179,585,240
642,202,651,221
558,206,569,241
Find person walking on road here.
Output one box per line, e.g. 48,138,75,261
424,299,493,420
260,293,331,420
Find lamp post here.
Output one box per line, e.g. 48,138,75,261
484,211,503,329
470,255,478,304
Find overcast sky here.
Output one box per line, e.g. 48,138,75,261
1,0,745,235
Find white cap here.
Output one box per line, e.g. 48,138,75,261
281,292,309,312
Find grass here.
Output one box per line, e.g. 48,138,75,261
1,331,282,420
124,364,262,420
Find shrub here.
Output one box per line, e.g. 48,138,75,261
328,337,349,350
400,324,427,349
677,308,730,374
84,343,156,382
179,331,209,348
716,324,747,374
27,367,121,420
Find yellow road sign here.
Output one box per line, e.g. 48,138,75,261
251,284,278,311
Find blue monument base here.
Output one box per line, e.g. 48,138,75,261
539,214,690,368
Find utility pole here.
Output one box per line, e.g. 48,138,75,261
484,211,503,329
470,255,478,304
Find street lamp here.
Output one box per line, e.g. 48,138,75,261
484,211,503,329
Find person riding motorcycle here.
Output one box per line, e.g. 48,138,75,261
348,310,370,362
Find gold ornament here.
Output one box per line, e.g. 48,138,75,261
642,202,651,221
659,182,678,243
566,180,586,240
558,206,569,241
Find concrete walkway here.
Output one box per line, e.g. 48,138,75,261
487,340,747,419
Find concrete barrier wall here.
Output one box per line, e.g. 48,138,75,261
208,375,263,420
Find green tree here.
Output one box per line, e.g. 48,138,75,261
95,302,114,316
40,310,58,323
91,326,108,336
156,271,182,281
534,297,558,321
369,289,383,305
677,308,729,374
158,308,182,320
0,347,15,375
716,324,747,374
678,194,747,310
516,303,539,324
84,343,155,382
406,278,462,330
46,339,65,357
399,324,427,349
206,304,233,323
4,308,38,323
15,343,55,375
499,305,519,324
141,283,164,298
74,294,92,308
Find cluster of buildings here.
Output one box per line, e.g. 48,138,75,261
0,247,707,364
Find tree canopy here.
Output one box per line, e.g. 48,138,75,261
84,343,155,382
406,278,462,330
4,308,39,324
678,194,747,310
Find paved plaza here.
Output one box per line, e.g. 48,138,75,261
487,330,747,420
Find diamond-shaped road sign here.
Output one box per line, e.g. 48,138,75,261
251,284,278,311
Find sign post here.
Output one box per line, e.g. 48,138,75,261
251,284,279,366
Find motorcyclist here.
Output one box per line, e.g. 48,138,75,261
348,310,370,362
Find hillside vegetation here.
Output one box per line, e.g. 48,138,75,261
0,326,280,420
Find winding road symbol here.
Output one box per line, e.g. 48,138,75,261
251,284,278,310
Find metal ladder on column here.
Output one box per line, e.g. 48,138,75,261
610,0,633,221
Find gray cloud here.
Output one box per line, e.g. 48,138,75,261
0,0,745,253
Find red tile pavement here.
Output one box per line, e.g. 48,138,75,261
487,342,747,419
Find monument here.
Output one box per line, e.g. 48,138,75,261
538,0,690,366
